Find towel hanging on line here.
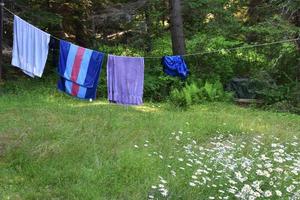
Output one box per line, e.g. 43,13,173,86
57,40,105,100
11,15,51,78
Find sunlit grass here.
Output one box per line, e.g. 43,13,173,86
0,79,300,199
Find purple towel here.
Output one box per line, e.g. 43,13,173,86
107,55,145,105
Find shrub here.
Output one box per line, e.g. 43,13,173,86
169,80,233,109
169,82,200,109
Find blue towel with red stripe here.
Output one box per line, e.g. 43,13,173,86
57,40,104,100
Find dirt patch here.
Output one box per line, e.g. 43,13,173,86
0,135,13,157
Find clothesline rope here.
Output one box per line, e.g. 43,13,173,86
3,6,300,60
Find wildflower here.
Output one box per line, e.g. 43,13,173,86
278,149,284,153
148,195,154,199
263,170,271,178
228,188,236,194
151,185,157,189
271,143,277,148
275,167,283,173
287,185,295,192
256,164,262,168
235,171,247,182
253,192,260,198
186,163,193,167
209,197,215,199
256,169,264,176
241,184,252,194
291,142,298,146
252,181,262,192
260,154,267,160
144,144,149,147
265,162,273,168
160,179,167,184
275,190,282,197
171,170,176,177
159,155,164,159
292,169,299,175
192,175,197,179
134,145,139,148
178,158,184,162
160,188,168,197
264,190,272,197
249,196,255,200
189,182,196,187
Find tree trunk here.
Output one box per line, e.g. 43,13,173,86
247,0,264,24
290,9,300,80
291,9,300,51
246,0,264,42
145,2,152,52
169,0,185,55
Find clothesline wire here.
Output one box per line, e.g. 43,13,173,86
3,7,62,41
3,6,300,60
143,37,300,59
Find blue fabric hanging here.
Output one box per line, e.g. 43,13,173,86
57,40,104,100
162,56,190,79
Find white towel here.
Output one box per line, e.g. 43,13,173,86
12,15,50,78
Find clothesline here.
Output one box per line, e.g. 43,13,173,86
5,5,300,105
3,6,300,60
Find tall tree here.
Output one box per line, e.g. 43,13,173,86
169,0,186,55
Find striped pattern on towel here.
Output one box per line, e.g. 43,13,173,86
57,40,104,100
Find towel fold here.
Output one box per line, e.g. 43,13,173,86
57,40,104,100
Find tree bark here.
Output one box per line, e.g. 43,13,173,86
145,2,152,52
169,0,186,55
247,0,264,24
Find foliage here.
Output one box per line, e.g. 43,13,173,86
169,82,201,108
2,0,300,113
169,80,233,109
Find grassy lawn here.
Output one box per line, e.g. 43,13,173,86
0,77,300,199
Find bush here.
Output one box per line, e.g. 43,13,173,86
254,70,300,114
169,80,233,109
169,82,201,108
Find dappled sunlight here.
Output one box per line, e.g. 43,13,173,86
69,100,110,108
132,105,161,113
66,101,161,113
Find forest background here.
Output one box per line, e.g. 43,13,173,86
1,0,300,113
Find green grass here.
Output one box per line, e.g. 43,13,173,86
0,77,300,199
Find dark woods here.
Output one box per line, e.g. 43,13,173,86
2,0,300,112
